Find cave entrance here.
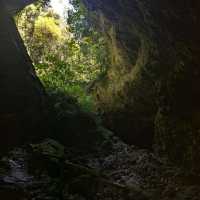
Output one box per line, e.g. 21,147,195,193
16,0,109,112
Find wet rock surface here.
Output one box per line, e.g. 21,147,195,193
0,137,200,200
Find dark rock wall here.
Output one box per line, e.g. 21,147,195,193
5,0,36,15
82,0,200,171
0,1,45,152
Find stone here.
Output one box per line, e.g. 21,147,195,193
82,0,200,171
0,0,45,153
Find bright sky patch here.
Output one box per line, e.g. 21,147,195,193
50,0,73,18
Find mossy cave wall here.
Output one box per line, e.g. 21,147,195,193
82,0,200,171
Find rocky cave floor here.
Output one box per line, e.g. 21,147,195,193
1,135,200,200
1,93,200,200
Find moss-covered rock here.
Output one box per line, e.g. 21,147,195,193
30,139,65,161
82,0,200,171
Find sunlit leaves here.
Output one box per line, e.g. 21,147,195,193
34,15,63,40
16,0,109,110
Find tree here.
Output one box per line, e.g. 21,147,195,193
16,0,109,110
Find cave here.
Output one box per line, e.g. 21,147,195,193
0,0,200,199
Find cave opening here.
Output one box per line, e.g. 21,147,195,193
16,0,109,112
1,0,200,199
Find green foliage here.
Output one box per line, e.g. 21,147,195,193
16,1,109,111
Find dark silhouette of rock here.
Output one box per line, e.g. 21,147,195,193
0,0,45,153
82,0,200,171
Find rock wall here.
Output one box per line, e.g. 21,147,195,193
82,0,200,171
5,0,36,15
0,1,45,152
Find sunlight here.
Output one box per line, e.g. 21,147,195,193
17,0,108,112
50,0,73,17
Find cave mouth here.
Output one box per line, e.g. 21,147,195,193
2,1,200,198
16,0,109,112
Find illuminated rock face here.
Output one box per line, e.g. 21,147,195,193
82,0,200,171
0,0,45,152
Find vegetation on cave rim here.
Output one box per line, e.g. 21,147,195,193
16,0,109,112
